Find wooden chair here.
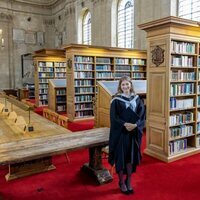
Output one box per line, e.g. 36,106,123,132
49,111,59,124
43,108,51,120
57,115,70,162
57,115,68,129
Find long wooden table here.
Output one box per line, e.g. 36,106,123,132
0,97,112,184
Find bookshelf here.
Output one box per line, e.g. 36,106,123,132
48,79,67,113
27,83,35,99
33,49,66,106
95,80,146,128
139,16,200,162
63,44,147,121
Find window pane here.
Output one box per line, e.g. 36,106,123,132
179,0,200,21
82,11,91,45
117,0,134,48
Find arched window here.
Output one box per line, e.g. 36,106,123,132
117,0,134,48
178,0,200,21
82,10,91,45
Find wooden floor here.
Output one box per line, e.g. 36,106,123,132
0,97,71,144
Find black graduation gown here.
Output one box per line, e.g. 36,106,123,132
108,94,145,174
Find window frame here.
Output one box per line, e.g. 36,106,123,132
178,0,200,21
82,10,91,45
117,0,134,48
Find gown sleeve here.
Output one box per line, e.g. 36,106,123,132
135,98,146,146
108,99,125,166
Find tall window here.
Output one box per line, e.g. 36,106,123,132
179,0,200,21
82,10,91,45
117,0,134,48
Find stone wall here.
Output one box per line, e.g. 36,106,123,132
0,0,176,89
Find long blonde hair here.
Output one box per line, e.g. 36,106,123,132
116,76,135,95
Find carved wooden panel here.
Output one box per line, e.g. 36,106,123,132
99,90,111,110
149,126,165,152
149,72,166,117
99,112,110,127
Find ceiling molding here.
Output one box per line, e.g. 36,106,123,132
14,0,60,6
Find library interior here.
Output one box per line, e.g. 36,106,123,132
0,0,200,200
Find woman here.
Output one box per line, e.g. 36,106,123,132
109,76,145,195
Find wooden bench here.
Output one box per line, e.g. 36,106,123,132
57,115,68,128
0,127,112,184
43,108,52,120
43,108,59,124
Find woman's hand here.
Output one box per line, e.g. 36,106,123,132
124,123,137,132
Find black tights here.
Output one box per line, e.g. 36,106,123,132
118,163,133,190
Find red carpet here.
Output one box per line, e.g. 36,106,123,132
68,120,95,132
0,132,200,200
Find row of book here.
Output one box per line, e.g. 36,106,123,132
38,72,54,78
55,73,66,78
56,89,66,95
169,139,187,155
171,71,195,81
74,56,146,65
39,94,47,100
54,68,66,72
38,68,54,72
197,123,200,133
115,58,129,64
96,65,112,70
39,79,48,83
96,57,111,63
169,112,193,126
75,56,93,63
39,89,48,94
75,87,94,93
171,56,194,67
39,62,66,67
171,41,196,54
74,64,93,70
132,73,145,78
115,73,131,78
170,125,193,139
75,110,93,117
39,62,54,67
196,136,200,146
170,83,194,96
198,96,200,106
170,98,193,110
54,62,66,67
39,84,48,89
39,99,48,106
74,80,93,86
56,105,66,112
74,95,93,102
75,103,93,110
74,72,93,78
96,72,113,78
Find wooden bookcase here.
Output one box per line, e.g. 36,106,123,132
33,49,66,106
95,80,146,128
139,16,200,162
27,83,35,99
63,44,147,121
48,79,67,113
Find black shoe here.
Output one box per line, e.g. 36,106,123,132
125,179,134,194
118,182,129,195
